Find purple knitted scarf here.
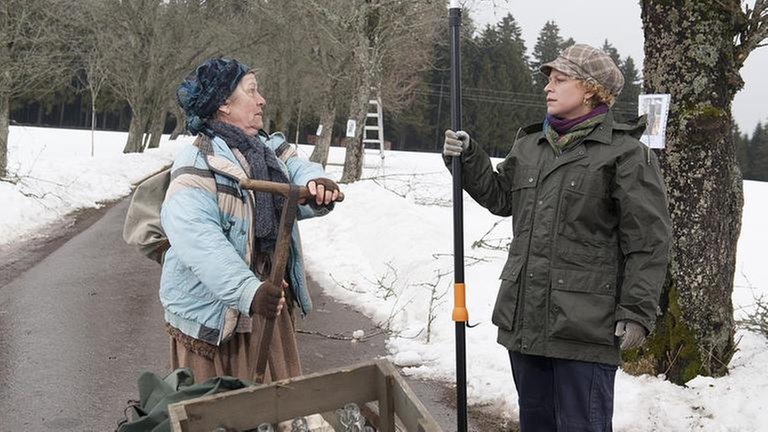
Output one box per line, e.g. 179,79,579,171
546,104,609,135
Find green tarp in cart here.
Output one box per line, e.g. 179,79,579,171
117,369,252,432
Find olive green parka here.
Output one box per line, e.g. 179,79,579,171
449,112,671,365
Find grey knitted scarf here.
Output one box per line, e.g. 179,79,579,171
208,121,289,254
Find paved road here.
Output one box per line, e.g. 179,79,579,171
0,197,512,431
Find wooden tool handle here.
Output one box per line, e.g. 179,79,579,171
239,179,345,203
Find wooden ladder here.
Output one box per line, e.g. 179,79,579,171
362,97,386,163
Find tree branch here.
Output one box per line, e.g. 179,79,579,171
734,0,768,69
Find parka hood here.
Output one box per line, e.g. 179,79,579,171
612,114,648,140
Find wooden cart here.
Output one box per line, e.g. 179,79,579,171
168,359,442,432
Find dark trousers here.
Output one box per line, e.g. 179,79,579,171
509,351,616,432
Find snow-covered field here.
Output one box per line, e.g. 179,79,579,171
2,125,766,431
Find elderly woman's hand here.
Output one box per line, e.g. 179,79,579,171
306,178,340,208
250,280,287,318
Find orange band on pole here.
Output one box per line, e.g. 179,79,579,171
452,283,468,322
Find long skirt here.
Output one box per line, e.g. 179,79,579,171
170,309,302,384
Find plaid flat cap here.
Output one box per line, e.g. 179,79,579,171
540,43,625,96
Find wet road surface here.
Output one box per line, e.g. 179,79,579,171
0,197,513,431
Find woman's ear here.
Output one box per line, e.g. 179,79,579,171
583,91,596,105
580,78,597,106
217,100,231,116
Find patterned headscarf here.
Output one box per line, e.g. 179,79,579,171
176,58,251,135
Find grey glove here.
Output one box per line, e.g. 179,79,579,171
443,129,470,157
614,320,647,350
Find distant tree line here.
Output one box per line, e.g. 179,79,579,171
0,0,641,161
1,0,446,182
390,17,643,157
736,122,768,181
1,2,696,172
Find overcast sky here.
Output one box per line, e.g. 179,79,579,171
464,0,767,135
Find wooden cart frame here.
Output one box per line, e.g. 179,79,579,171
168,359,442,432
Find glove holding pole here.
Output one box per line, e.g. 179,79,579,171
444,130,470,157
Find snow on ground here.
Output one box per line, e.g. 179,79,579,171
2,125,767,431
0,126,187,246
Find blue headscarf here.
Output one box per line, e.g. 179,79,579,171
176,58,251,135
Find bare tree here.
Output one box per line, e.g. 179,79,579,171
0,0,74,177
98,0,270,154
81,49,108,157
639,0,767,384
71,3,110,157
301,0,442,181
340,0,444,183
341,0,446,182
248,0,324,136
98,0,167,153
289,1,356,166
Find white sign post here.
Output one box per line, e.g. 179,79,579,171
638,94,671,149
316,124,323,136
345,119,356,138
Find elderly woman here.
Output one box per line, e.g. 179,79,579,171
444,44,671,431
161,57,340,383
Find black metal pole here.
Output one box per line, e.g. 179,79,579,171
449,4,467,432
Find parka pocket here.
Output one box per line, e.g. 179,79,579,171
556,243,617,272
556,170,616,247
548,269,616,346
562,169,610,197
510,167,539,233
492,259,523,331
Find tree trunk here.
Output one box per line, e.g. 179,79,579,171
91,96,96,157
310,105,336,168
294,102,302,144
169,105,186,140
638,1,743,384
0,95,10,178
147,109,167,149
142,127,151,149
262,111,271,134
274,107,291,134
123,110,148,153
340,80,370,183
341,30,374,184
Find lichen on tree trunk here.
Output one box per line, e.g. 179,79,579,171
625,262,703,382
637,0,744,384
